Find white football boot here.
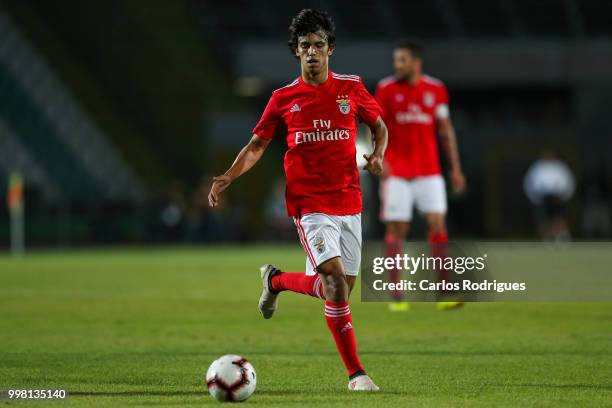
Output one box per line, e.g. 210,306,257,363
348,374,380,391
258,264,280,319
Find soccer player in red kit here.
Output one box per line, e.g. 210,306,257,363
375,41,466,311
208,9,387,391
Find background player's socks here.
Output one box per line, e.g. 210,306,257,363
428,230,448,246
270,272,325,299
324,300,364,377
385,231,404,301
428,230,449,283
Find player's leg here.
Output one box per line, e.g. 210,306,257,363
339,213,379,390
423,212,461,310
380,177,413,309
415,175,462,310
424,212,447,247
259,213,348,318
413,175,449,264
542,194,571,241
258,215,335,319
267,267,325,299
317,256,378,391
385,221,410,303
335,214,358,298
417,176,449,274
260,213,377,390
266,271,354,300
258,264,324,319
269,214,340,300
424,211,449,269
346,275,356,294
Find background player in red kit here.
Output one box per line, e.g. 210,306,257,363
208,9,388,391
375,41,466,311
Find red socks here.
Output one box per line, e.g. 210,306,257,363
325,300,364,377
270,272,325,299
385,231,404,301
428,230,449,282
428,230,448,245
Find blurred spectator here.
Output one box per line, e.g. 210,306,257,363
157,180,186,241
581,163,612,238
524,150,575,241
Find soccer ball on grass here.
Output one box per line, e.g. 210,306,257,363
205,355,256,402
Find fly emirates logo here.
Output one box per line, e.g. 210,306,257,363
295,119,350,145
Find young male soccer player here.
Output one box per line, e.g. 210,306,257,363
208,9,388,391
375,41,466,311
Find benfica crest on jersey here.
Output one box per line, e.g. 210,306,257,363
423,91,435,107
336,95,351,115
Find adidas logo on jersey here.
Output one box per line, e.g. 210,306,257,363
290,103,301,112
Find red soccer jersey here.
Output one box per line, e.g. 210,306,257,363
253,72,382,217
375,74,449,179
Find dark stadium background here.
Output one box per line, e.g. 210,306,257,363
1,0,612,247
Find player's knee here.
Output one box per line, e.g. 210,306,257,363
426,216,446,235
386,222,409,240
428,225,445,236
319,266,345,289
317,258,348,301
323,274,345,293
317,256,343,274
398,224,409,238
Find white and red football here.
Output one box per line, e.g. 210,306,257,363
205,355,257,402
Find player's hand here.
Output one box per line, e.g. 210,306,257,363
208,175,232,207
450,168,466,194
363,153,384,177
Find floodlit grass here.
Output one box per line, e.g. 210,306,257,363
1,245,611,406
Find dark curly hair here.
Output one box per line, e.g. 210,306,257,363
288,9,336,57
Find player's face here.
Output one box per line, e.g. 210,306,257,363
393,48,421,81
296,32,333,76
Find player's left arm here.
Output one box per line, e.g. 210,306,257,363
357,81,388,177
363,116,388,177
437,115,466,194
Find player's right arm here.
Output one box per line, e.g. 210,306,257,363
208,135,272,207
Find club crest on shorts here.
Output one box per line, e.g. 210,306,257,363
336,95,351,115
313,234,326,254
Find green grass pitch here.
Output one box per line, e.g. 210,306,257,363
1,245,611,407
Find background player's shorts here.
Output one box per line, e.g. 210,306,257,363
380,175,447,222
293,213,362,277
